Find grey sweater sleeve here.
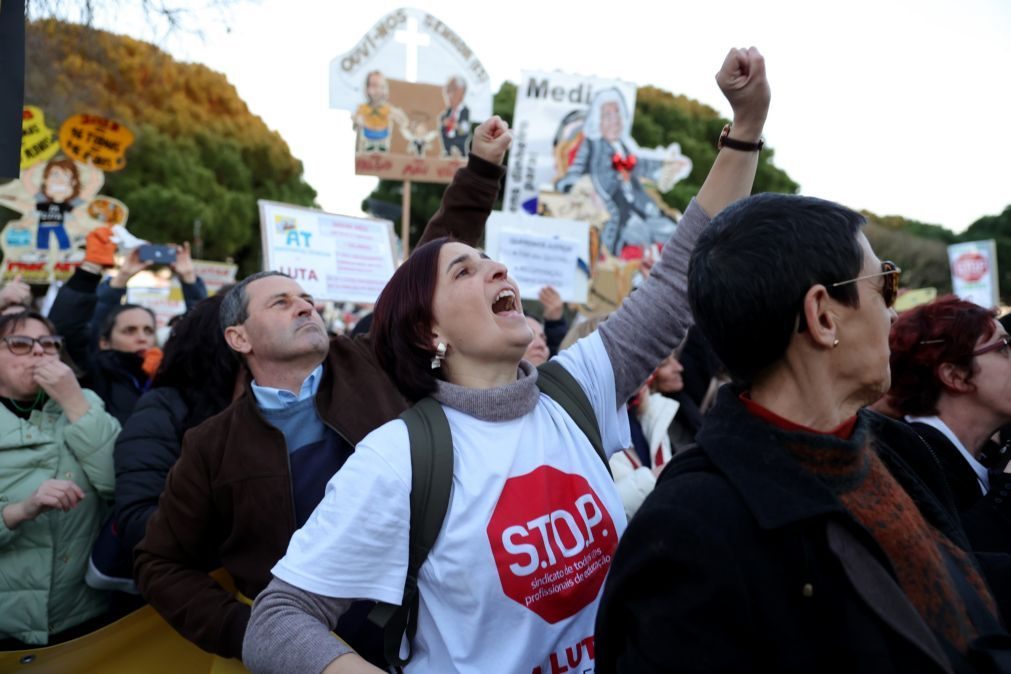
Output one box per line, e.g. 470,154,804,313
243,577,355,674
597,198,711,404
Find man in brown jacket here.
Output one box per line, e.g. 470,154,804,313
134,117,512,661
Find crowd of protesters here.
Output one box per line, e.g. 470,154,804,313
3,46,1011,674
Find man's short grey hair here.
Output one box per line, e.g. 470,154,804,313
219,271,290,332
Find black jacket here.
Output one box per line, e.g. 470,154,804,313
112,387,191,568
595,387,1009,674
908,422,1011,555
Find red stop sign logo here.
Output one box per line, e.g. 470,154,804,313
487,466,617,624
954,252,988,283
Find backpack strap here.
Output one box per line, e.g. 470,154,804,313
368,397,454,670
537,360,612,477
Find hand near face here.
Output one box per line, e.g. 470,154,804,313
33,358,89,422
538,286,564,321
470,116,512,166
715,47,770,134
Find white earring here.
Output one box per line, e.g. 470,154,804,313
431,342,447,369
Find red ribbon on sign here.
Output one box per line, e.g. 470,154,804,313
611,152,637,173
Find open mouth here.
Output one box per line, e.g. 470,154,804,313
492,288,520,315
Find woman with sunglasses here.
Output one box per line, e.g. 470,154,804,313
0,311,120,646
886,296,1011,560
597,194,1011,673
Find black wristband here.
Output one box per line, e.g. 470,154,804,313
717,124,764,152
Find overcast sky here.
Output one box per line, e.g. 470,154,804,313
104,0,1011,233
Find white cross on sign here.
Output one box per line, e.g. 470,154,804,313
394,16,430,83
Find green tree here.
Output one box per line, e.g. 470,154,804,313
9,19,316,274
364,81,799,248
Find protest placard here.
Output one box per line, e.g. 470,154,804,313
258,200,397,303
948,240,1000,309
484,211,590,304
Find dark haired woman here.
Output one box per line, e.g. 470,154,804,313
49,244,207,424
241,48,769,674
0,311,120,645
94,293,242,581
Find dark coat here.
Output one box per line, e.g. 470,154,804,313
112,387,190,567
595,386,1008,674
134,154,504,660
908,421,1011,555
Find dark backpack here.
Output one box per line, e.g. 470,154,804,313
368,360,612,669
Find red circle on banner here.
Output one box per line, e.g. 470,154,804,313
486,466,616,624
954,252,988,283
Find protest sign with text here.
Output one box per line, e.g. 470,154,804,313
485,211,590,304
259,200,397,303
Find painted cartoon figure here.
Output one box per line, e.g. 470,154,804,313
0,155,104,258
439,76,471,157
554,88,691,255
354,71,396,153
35,157,83,250
400,112,441,157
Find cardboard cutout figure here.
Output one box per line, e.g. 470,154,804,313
439,76,470,157
354,71,406,153
332,8,492,185
505,72,693,258
554,88,691,255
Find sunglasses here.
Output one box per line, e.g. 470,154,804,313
972,336,1011,358
2,335,64,356
831,260,901,308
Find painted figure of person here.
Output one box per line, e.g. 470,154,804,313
439,76,471,157
555,89,691,256
354,71,394,153
35,158,84,250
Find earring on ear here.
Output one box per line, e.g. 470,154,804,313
833,339,840,348
431,342,448,369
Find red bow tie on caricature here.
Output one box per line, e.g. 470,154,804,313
611,152,637,174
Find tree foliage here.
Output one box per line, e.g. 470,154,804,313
365,80,799,248
12,19,316,272
25,0,244,38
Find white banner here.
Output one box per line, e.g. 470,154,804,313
948,239,999,309
485,210,590,304
258,200,397,303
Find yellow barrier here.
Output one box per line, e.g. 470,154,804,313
0,571,249,673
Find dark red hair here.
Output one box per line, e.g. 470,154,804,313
888,295,996,416
371,237,451,402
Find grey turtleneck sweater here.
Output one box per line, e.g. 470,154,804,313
242,199,711,673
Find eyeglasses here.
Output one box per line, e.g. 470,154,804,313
831,260,901,308
1,335,64,356
972,336,1011,358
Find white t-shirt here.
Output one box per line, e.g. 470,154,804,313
273,332,629,674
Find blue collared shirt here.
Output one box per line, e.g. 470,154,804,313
251,364,323,410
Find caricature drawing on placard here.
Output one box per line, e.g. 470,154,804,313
353,70,407,153
554,88,692,256
0,155,104,262
439,75,470,158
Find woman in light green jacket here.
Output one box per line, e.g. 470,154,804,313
0,311,120,646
